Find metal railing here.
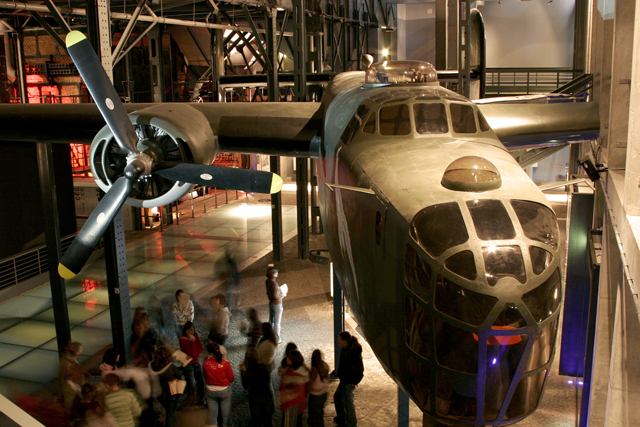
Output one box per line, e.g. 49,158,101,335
485,68,576,97
0,235,76,291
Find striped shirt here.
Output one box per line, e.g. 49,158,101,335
105,388,142,427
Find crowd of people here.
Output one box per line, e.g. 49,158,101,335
53,267,365,427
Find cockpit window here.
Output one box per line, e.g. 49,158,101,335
477,110,491,132
363,113,376,134
522,268,561,322
411,202,469,258
414,103,449,134
450,103,477,133
445,250,477,280
405,244,432,302
482,245,526,287
434,275,498,326
379,104,411,135
530,246,553,275
511,200,559,250
466,200,515,240
339,104,370,145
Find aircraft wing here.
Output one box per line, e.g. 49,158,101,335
476,102,599,151
0,102,323,158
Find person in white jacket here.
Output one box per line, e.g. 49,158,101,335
211,294,232,345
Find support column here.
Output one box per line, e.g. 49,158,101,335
435,0,447,70
103,210,133,363
12,32,27,103
296,158,309,259
605,0,635,171
266,8,284,261
622,0,640,215
457,0,470,98
37,142,71,357
397,387,409,427
333,266,344,368
310,159,321,234
148,25,165,103
212,15,224,102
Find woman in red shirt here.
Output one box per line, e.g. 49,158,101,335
179,321,205,405
203,343,235,427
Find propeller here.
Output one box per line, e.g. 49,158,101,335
58,31,283,279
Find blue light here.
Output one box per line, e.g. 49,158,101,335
578,381,584,386
492,358,497,365
568,380,574,385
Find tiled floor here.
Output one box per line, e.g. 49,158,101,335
0,200,299,400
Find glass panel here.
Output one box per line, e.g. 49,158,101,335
379,104,411,135
434,275,497,326
436,370,477,419
442,157,502,192
339,115,360,145
356,104,370,119
525,318,558,372
493,304,526,328
450,104,477,134
484,334,529,421
404,244,432,302
505,371,547,420
522,268,561,322
414,103,449,134
405,296,432,360
530,246,553,275
406,352,432,411
365,61,438,84
477,110,491,132
363,113,376,134
466,200,515,240
411,203,469,258
482,246,526,287
511,200,559,250
434,317,478,374
445,251,477,280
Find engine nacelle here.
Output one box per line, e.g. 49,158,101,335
89,104,218,208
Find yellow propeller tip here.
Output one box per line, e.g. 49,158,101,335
58,263,77,279
65,31,87,48
270,174,284,194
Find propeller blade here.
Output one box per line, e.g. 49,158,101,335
65,31,138,155
58,177,133,279
155,163,284,194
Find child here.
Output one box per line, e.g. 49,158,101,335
103,373,144,427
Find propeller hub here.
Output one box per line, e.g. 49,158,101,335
125,152,154,179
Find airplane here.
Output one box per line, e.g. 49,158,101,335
0,31,599,426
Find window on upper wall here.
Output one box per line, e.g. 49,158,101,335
379,104,411,135
450,103,477,134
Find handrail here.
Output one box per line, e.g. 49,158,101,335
0,393,45,426
485,67,577,96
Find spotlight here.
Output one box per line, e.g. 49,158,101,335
382,49,389,57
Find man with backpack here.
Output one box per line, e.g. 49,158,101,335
334,331,364,427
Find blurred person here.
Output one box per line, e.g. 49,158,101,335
71,383,117,427
203,343,234,427
256,323,278,375
62,364,85,413
130,317,157,367
333,332,364,427
171,289,194,338
245,308,262,348
179,321,205,405
240,347,274,427
278,342,299,373
207,331,229,361
147,295,167,337
103,373,145,427
149,347,182,427
279,350,309,427
307,350,330,427
265,267,285,343
100,348,121,380
59,342,90,403
210,294,231,345
224,247,241,308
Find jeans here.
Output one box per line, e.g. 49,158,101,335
334,383,357,427
183,363,204,401
158,394,179,427
308,392,328,427
269,303,283,342
205,387,232,426
249,393,274,427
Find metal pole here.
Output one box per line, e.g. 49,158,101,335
333,267,344,369
13,33,27,103
36,142,71,357
296,158,309,259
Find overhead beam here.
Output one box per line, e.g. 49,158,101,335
42,0,71,32
111,0,147,63
28,11,67,51
518,145,567,169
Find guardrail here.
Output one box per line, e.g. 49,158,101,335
485,68,577,96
